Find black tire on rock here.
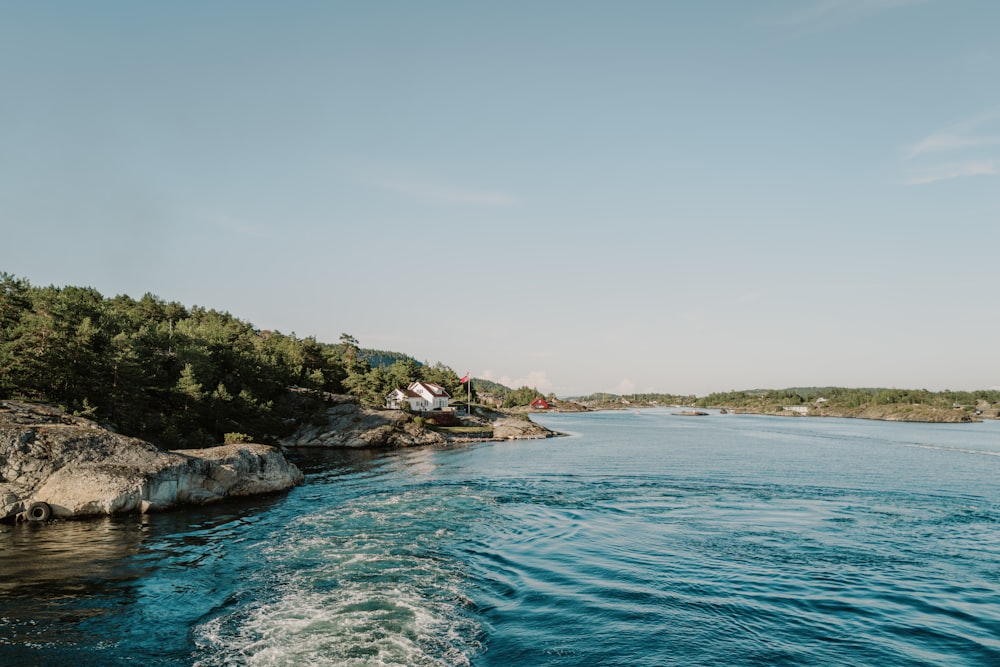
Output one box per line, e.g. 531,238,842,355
26,502,51,522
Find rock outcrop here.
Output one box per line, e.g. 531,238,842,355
281,396,447,448
491,416,556,440
281,395,560,448
0,401,303,521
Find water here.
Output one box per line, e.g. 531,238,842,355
2,411,1000,666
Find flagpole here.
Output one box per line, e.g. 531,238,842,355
460,371,471,415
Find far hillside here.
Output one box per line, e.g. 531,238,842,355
361,349,421,368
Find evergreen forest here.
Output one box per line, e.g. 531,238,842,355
0,274,470,448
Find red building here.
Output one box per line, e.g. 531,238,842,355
530,397,551,410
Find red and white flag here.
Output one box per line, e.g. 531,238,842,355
459,372,470,383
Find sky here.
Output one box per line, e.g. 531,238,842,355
2,0,999,397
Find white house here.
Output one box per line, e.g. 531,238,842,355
386,381,451,411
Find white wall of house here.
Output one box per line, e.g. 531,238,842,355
388,383,450,411
409,383,450,410
386,390,405,409
387,389,423,410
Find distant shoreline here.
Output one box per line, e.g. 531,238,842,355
548,389,999,424
526,403,995,425
716,405,994,424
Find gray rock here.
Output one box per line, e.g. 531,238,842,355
492,416,553,440
280,396,560,448
281,397,446,448
1,401,303,521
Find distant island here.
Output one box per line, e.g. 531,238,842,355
567,388,1000,424
696,387,1000,423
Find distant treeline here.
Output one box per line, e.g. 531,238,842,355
570,387,1000,415
693,387,1000,412
574,392,697,408
0,274,467,448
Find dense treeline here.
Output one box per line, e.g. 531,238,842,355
0,274,464,448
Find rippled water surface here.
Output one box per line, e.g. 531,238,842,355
3,411,1000,665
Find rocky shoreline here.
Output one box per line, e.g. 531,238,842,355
1,397,558,523
0,401,304,522
279,395,559,448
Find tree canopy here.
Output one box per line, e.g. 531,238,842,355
0,274,464,448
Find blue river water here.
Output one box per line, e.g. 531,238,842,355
2,410,1000,666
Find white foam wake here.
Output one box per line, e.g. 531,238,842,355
191,489,483,666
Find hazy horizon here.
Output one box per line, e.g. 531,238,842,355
3,1,998,396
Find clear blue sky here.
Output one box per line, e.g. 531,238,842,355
3,1,998,396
